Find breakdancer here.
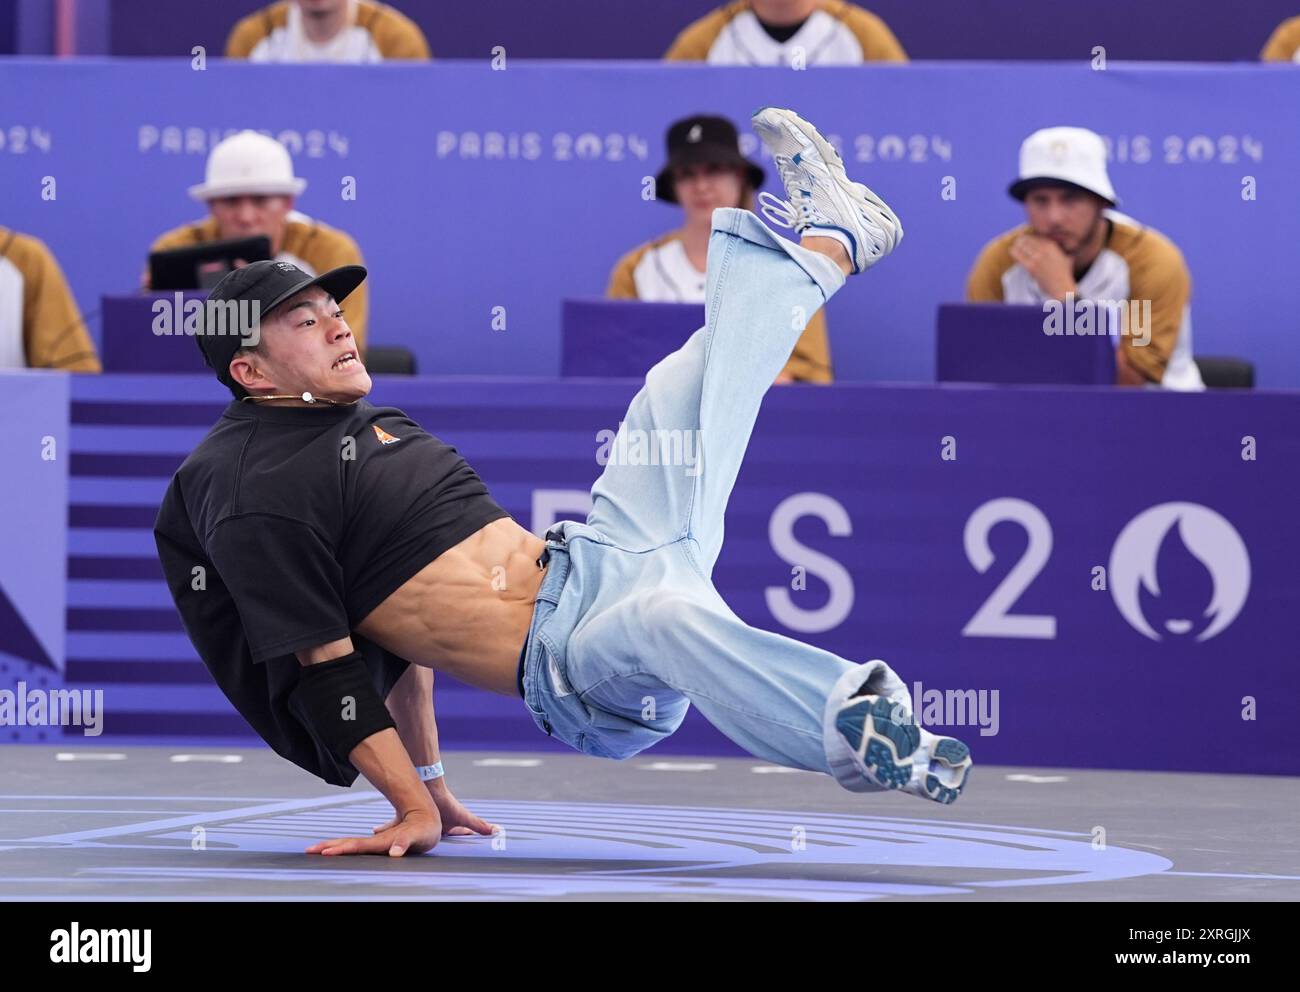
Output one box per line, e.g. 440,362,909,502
154,107,972,858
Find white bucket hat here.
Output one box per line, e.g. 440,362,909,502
188,130,308,201
1009,126,1118,207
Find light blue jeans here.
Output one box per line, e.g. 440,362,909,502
520,208,905,791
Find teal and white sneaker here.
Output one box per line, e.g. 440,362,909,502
905,729,973,806
823,661,973,804
831,692,923,791
751,106,903,274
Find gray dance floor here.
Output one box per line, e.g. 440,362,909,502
1,745,1296,901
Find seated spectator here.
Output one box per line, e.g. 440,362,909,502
227,0,430,62
1261,15,1300,60
966,127,1203,391
666,0,905,65
149,130,368,349
607,114,831,383
0,226,101,372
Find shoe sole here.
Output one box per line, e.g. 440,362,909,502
833,695,921,790
919,737,973,804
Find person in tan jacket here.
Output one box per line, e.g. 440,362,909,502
148,130,369,350
966,127,1203,391
666,0,905,65
1261,15,1300,60
0,227,101,373
608,114,832,383
227,0,431,62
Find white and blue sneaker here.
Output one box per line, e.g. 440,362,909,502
831,692,923,790
906,728,973,805
824,662,973,804
751,106,903,274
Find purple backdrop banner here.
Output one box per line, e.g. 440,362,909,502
3,59,1299,388
3,370,1295,775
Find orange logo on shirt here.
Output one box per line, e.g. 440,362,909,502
372,424,401,445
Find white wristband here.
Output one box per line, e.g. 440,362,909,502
416,761,445,782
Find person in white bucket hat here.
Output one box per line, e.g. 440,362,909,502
186,129,308,200
967,126,1204,391
148,130,369,348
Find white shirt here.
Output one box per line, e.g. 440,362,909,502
706,9,865,66
249,0,383,64
0,255,25,369
270,210,318,276
632,239,707,302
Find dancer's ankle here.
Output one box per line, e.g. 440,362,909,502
800,234,853,277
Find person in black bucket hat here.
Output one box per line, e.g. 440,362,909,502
607,113,834,383
653,115,765,204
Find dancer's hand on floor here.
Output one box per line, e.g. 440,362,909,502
307,807,443,857
370,783,499,839
429,783,499,838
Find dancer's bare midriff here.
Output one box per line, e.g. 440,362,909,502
295,237,853,693
349,517,548,695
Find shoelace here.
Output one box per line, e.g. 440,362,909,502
759,149,904,262
758,152,820,231
758,189,810,230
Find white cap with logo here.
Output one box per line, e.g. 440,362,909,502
1009,126,1118,207
188,130,308,201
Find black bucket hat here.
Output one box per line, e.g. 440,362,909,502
196,260,366,397
654,114,765,204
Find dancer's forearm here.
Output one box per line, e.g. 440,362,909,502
347,727,437,816
295,637,437,816
386,662,443,770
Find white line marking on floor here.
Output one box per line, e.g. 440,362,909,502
17,794,372,845
54,753,126,762
641,761,717,772
1005,774,1069,783
0,795,293,802
1166,870,1300,881
751,765,811,774
169,754,243,763
0,809,195,815
472,758,543,767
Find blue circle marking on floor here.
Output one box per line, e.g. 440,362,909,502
12,797,1181,900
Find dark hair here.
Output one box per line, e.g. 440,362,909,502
1015,178,1107,205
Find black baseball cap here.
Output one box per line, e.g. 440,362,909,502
655,114,765,204
196,259,366,397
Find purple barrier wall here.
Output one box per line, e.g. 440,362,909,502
0,371,69,745
102,0,1298,62
4,60,1299,388
3,370,1293,775
12,0,49,54
0,0,16,55
70,0,109,56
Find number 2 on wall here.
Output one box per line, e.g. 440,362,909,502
962,497,1057,639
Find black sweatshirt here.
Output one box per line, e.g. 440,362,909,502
153,397,510,785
